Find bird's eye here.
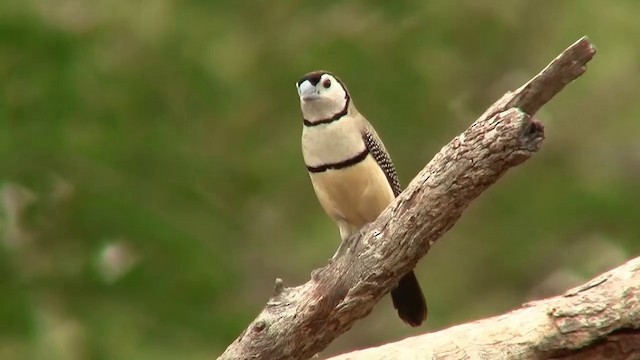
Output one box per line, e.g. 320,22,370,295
322,79,331,89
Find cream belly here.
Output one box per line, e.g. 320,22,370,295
309,155,395,237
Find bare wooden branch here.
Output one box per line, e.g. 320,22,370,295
219,37,597,360
327,256,640,360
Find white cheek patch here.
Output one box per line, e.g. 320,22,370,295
302,101,343,122
321,76,346,100
330,88,347,107
304,92,347,121
336,83,347,99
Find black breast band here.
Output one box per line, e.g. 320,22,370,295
306,147,369,173
303,94,351,127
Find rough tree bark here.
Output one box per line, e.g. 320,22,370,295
219,37,597,360
328,256,640,360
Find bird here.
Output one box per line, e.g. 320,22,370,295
295,70,427,327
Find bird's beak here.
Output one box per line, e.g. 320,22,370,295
296,80,319,101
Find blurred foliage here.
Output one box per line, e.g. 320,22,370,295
0,0,639,358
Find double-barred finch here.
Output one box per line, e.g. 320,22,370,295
296,70,427,327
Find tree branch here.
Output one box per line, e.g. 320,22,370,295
327,256,640,360
219,37,597,360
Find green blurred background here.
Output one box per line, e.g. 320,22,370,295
1,0,639,359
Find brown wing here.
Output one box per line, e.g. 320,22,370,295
362,130,402,197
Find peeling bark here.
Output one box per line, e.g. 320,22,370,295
327,257,640,360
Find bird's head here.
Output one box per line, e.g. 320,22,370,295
296,71,351,124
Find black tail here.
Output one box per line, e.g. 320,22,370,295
391,270,427,327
